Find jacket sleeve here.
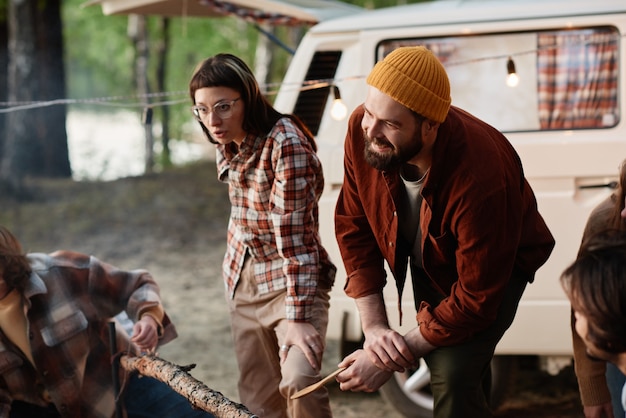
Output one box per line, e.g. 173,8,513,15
269,120,327,321
84,254,177,345
572,309,610,406
335,106,388,298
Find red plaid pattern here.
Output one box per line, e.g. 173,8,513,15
216,117,335,321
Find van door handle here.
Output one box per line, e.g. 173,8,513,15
578,181,618,190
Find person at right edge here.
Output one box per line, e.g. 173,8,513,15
572,158,626,418
333,46,555,418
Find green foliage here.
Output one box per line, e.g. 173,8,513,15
63,0,134,99
61,0,263,145
0,1,6,25
59,0,430,158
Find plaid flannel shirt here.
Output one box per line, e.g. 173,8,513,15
217,117,335,322
0,251,176,418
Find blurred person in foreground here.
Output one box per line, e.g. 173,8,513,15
561,229,626,417
0,226,215,418
189,53,336,418
333,46,555,418
572,159,626,418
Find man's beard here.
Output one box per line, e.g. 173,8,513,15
363,130,421,171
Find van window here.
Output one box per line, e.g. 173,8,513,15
293,51,342,136
377,26,620,132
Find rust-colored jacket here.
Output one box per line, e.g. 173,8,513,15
335,105,555,346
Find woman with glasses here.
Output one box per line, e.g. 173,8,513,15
189,54,336,418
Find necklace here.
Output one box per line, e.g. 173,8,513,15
416,169,429,183
400,165,430,183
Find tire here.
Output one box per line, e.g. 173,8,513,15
378,355,518,418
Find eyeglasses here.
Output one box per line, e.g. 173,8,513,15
191,98,240,121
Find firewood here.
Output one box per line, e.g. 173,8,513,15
120,354,257,418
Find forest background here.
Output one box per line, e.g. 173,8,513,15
0,0,426,191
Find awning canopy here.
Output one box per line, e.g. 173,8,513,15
83,0,363,26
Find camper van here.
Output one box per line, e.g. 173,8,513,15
273,0,626,416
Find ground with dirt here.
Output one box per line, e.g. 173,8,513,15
2,160,584,417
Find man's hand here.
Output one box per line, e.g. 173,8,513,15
363,326,415,372
354,294,415,372
336,349,394,392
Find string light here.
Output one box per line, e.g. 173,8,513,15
1,32,622,114
330,85,347,121
0,91,190,113
506,56,519,87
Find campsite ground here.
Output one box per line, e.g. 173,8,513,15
3,160,582,417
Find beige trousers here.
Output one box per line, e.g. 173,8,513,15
227,255,333,418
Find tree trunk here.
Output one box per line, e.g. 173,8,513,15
156,17,171,168
129,15,154,174
254,23,272,94
35,0,71,178
0,12,8,164
1,0,70,193
120,354,257,418
1,0,38,192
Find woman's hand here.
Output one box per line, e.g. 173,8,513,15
131,315,160,354
279,321,324,371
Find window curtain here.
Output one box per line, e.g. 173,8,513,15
537,28,619,129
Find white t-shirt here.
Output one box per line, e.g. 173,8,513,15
621,382,626,417
399,171,427,269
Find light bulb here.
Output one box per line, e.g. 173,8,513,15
507,73,519,87
330,85,348,120
506,57,519,87
331,99,347,120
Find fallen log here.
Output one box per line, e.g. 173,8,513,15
120,354,257,418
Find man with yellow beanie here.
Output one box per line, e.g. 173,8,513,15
333,46,555,417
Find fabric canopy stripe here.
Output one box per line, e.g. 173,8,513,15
201,0,316,26
84,0,364,24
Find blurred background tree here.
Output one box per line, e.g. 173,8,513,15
1,0,70,193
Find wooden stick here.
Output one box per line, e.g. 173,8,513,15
120,354,257,418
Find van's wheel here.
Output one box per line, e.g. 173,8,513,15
378,355,518,418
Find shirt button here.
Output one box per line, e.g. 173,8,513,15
388,242,394,247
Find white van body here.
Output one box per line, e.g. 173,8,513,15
273,0,626,414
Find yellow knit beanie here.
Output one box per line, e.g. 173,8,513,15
366,46,451,123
